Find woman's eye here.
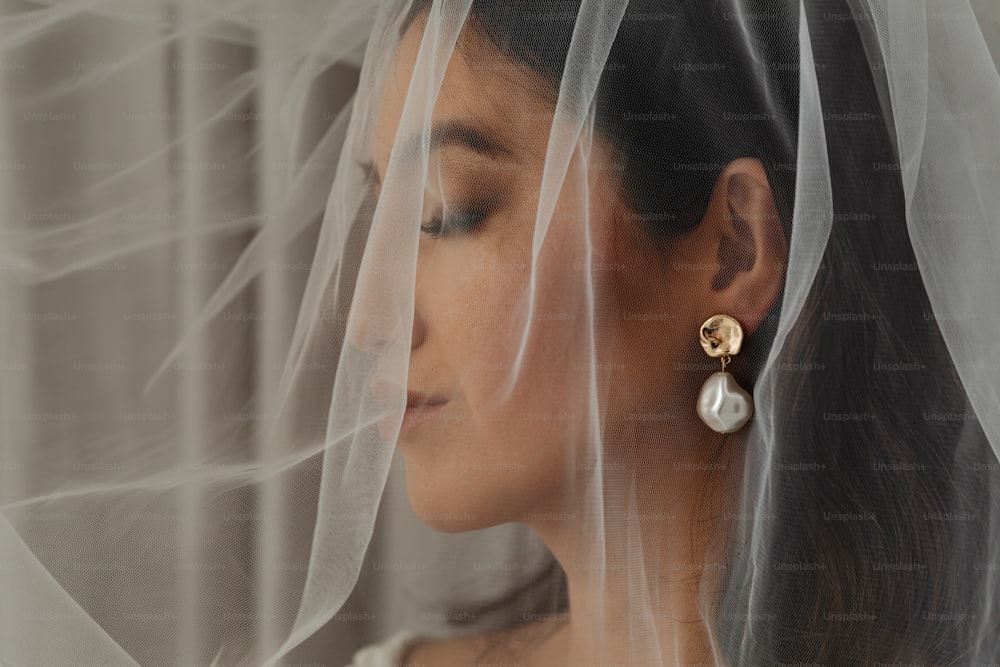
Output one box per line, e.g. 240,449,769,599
420,206,488,239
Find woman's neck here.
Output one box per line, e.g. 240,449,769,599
525,439,741,665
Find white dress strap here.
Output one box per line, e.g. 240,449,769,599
342,630,429,667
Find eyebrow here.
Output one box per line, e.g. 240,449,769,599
360,119,511,188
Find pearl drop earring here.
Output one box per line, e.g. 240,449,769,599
696,314,754,433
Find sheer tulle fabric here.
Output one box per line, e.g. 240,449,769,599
1,1,999,665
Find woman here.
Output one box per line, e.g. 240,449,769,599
0,0,997,665
335,0,1000,665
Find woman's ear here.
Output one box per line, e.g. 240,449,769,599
672,158,788,337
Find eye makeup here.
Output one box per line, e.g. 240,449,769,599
419,203,492,239
356,157,507,240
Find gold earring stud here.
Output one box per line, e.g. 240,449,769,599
696,314,754,433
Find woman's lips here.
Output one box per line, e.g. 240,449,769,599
400,401,448,434
375,400,448,442
370,378,450,440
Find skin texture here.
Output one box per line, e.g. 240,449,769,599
349,10,788,666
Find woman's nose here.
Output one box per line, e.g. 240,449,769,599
346,296,400,355
343,206,427,355
345,280,425,355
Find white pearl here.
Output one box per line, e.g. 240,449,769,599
697,371,754,433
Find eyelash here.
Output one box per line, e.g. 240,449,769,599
356,161,492,239
420,206,489,239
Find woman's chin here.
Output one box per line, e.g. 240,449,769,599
403,468,513,533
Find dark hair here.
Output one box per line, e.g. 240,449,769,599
395,1,1000,664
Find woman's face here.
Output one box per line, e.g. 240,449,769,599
358,13,710,531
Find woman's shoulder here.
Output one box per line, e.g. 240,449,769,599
342,629,431,667
343,618,566,667
397,618,567,666
394,630,490,666
341,628,502,667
